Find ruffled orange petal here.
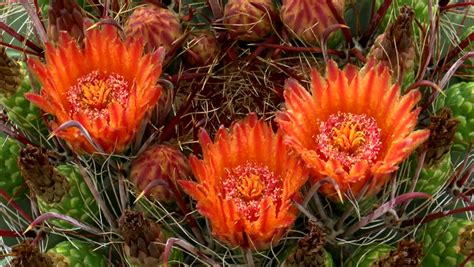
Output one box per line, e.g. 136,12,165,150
277,60,429,199
26,25,163,154
179,114,308,250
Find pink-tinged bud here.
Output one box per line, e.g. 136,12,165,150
280,0,345,44
185,30,221,66
223,0,276,41
125,5,183,55
130,144,191,203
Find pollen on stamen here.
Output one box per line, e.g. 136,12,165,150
67,70,129,120
221,162,282,221
316,112,382,169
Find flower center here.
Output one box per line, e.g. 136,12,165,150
316,112,382,168
222,163,282,221
67,71,129,119
332,121,366,153
237,173,265,201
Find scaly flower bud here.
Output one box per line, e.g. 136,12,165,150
125,4,183,55
131,144,191,203
186,30,220,66
280,0,345,44
223,0,276,41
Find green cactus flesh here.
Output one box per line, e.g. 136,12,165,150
417,217,473,267
414,154,452,195
48,241,107,267
345,244,394,267
1,75,48,136
37,165,99,228
0,134,26,200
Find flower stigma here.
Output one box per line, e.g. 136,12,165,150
222,163,282,221
316,112,382,169
67,70,129,119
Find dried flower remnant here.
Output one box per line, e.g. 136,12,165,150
0,46,24,96
423,108,460,165
368,5,416,81
118,210,166,266
179,114,308,249
18,144,70,203
48,0,85,44
459,222,474,259
284,221,332,266
276,60,429,200
26,25,164,154
375,239,423,266
8,241,53,267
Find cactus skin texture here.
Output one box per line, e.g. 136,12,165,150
223,0,276,41
0,134,26,200
1,73,48,135
414,154,452,195
37,165,99,228
417,217,473,267
345,244,394,267
47,241,107,267
436,82,474,151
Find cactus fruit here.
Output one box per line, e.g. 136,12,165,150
435,82,474,150
125,4,183,55
223,0,276,41
185,30,220,66
130,144,191,204
280,0,345,45
0,134,26,200
47,240,107,267
417,217,473,267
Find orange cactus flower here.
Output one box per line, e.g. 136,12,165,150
276,60,430,201
26,25,163,154
179,114,308,250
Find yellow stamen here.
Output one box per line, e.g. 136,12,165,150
80,81,113,109
237,174,264,201
332,122,366,153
